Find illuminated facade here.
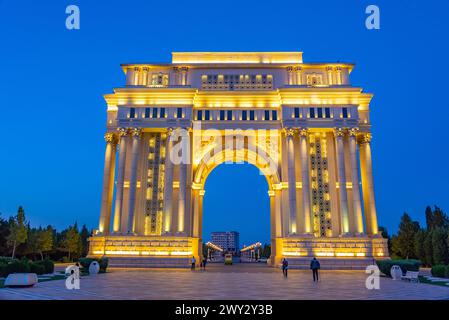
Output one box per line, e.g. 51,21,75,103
89,52,388,269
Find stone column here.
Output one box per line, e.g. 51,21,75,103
98,133,117,234
180,67,188,86
295,66,302,85
163,128,174,234
299,129,312,234
359,133,379,236
286,66,293,85
335,128,350,235
126,128,142,234
178,163,187,233
113,128,128,233
336,66,342,85
326,66,334,85
349,128,364,234
286,128,297,234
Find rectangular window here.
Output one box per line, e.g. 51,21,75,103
197,110,203,121
177,108,183,119
220,110,225,120
294,108,300,118
130,108,136,119
272,110,278,121
265,110,270,120
227,110,232,120
160,108,166,118
325,108,331,118
152,108,158,118
249,110,255,121
342,107,348,118
317,108,323,118
145,108,150,118
309,108,315,118
205,110,210,120
242,110,247,121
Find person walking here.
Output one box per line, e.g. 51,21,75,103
310,257,320,282
202,256,207,271
191,256,196,271
281,258,289,277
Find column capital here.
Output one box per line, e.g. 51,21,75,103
299,128,308,137
180,66,189,72
284,127,296,137
167,127,175,136
117,127,128,137
104,132,117,143
349,127,359,137
326,65,334,71
334,127,346,138
358,133,372,144
294,66,302,72
286,66,293,72
130,127,142,138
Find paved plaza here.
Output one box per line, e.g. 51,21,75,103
1,264,449,300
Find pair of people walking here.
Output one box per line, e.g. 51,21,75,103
281,257,321,281
191,256,207,271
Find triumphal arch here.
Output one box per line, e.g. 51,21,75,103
88,52,388,268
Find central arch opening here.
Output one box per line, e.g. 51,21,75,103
202,162,270,262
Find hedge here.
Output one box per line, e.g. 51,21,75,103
376,259,421,277
431,265,449,278
0,258,55,277
78,257,109,273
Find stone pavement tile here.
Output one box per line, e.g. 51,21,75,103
1,266,449,300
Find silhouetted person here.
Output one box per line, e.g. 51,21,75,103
282,258,289,277
191,256,196,270
202,257,207,271
310,257,320,282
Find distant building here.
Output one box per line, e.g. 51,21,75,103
211,231,240,254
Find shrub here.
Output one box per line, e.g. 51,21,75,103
98,257,108,273
35,259,54,274
78,257,109,273
0,263,7,277
4,260,31,276
376,259,421,277
30,262,46,275
0,257,13,265
431,265,445,277
78,258,94,270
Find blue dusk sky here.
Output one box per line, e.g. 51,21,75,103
0,0,448,246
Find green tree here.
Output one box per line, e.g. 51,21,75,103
424,230,434,266
0,214,10,256
414,229,427,265
39,226,54,260
432,227,449,265
378,226,392,253
391,213,420,259
426,206,449,230
79,224,90,257
7,206,28,258
62,223,82,261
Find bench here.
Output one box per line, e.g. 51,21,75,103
401,271,420,283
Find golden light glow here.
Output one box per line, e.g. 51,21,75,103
172,52,303,64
